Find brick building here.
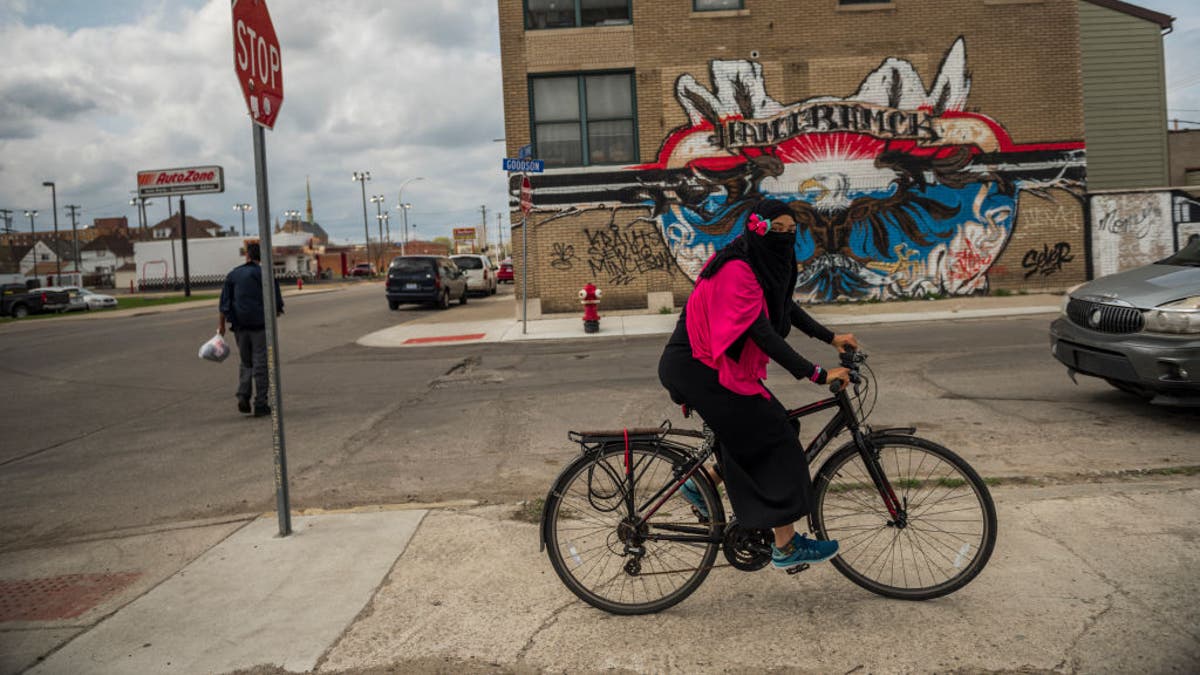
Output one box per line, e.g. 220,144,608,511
499,0,1174,312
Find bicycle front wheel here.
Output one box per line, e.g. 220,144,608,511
542,443,723,615
811,435,997,600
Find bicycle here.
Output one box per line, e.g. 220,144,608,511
539,348,997,615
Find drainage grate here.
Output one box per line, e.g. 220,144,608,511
0,573,141,622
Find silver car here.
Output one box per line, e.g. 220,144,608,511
1049,236,1200,405
450,254,498,296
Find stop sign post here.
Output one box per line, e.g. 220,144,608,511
232,0,291,537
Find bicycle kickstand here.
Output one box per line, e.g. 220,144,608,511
785,563,811,576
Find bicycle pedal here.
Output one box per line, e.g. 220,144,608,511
785,563,810,576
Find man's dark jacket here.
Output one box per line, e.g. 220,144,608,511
219,262,284,330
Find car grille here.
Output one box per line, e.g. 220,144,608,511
1066,298,1144,334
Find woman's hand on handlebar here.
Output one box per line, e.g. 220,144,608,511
831,333,859,353
825,367,851,388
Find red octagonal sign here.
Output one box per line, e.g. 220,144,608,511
232,0,283,129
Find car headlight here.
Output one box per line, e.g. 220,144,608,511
1142,296,1200,335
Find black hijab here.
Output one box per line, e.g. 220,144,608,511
699,198,797,335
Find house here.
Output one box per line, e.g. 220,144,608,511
498,0,1175,310
80,235,136,276
146,214,229,241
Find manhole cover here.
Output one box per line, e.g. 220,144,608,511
0,573,141,621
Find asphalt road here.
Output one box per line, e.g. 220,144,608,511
1,284,1196,553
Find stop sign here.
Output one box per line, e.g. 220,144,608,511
232,0,283,129
520,176,533,215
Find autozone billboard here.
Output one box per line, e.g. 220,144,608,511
452,227,476,242
137,166,225,198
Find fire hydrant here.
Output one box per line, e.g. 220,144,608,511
579,283,602,333
297,277,304,291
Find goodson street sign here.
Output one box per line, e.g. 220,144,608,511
136,166,225,198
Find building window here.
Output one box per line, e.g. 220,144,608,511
531,72,637,167
525,0,630,30
694,0,743,10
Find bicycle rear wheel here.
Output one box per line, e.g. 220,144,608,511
542,443,723,614
811,435,997,600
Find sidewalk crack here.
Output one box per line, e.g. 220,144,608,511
516,598,576,661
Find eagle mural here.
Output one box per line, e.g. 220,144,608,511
631,37,1084,302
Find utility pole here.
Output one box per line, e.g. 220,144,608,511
480,205,487,253
496,212,504,258
65,204,81,273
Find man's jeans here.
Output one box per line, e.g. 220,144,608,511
235,328,269,407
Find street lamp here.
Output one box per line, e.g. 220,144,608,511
396,177,424,256
130,193,153,234
369,194,386,264
24,210,37,239
283,209,301,226
352,171,371,267
42,181,60,279
376,211,390,265
233,203,253,236
398,203,412,256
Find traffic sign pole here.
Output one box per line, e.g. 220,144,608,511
520,174,532,334
253,121,291,538
234,0,289,537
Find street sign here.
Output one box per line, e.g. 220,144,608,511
518,144,533,160
503,158,544,173
453,227,477,242
137,166,225,198
232,0,283,129
520,176,533,216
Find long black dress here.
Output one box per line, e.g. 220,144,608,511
658,304,833,530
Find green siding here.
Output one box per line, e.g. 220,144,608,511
1079,1,1170,190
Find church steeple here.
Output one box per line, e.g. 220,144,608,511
305,175,314,226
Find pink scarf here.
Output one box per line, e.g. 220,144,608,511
685,259,771,399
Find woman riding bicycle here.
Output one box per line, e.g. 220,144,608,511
658,198,859,570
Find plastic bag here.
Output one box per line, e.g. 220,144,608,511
199,333,231,362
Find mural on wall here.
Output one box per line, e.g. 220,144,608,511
515,37,1087,301
1090,190,1200,276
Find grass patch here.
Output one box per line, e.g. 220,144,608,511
1,293,218,323
992,288,1013,297
658,306,675,314
511,498,545,523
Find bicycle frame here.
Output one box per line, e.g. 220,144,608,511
631,385,905,540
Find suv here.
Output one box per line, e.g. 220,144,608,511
451,254,498,296
385,255,468,310
1049,236,1200,405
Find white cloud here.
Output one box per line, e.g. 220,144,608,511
0,0,509,244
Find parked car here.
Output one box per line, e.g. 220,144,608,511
497,258,514,284
1,284,71,318
55,286,118,310
385,255,468,310
40,286,89,312
451,254,498,296
349,262,376,277
1049,236,1200,405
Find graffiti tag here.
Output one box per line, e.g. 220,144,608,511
1021,242,1074,279
550,242,577,270
583,223,674,286
947,238,993,282
1097,206,1157,239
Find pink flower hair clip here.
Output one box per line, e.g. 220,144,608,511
747,213,771,236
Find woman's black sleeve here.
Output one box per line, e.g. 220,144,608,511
789,302,835,343
746,312,823,382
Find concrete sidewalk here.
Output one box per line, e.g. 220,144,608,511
359,292,1063,348
3,478,1198,674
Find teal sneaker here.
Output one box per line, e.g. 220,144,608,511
772,533,838,569
679,477,709,520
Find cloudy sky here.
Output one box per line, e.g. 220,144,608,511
1,0,1198,246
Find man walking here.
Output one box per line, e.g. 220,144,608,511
218,242,283,417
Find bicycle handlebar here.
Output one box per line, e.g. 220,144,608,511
828,346,866,394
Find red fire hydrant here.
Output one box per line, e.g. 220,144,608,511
297,277,304,291
579,283,602,333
